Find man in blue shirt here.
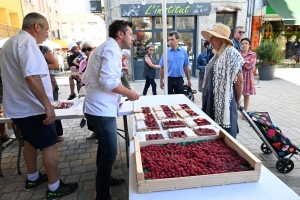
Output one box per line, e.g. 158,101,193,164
196,40,213,92
159,31,191,94
231,26,245,52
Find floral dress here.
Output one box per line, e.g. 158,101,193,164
241,51,256,96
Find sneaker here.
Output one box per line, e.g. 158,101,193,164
86,132,97,140
80,118,86,128
110,177,125,186
24,173,48,191
67,93,77,100
46,180,78,200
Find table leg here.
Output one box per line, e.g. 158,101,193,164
12,123,23,175
0,138,3,177
123,116,129,167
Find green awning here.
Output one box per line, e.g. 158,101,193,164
284,20,300,25
267,0,300,24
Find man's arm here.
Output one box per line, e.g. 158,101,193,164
159,67,164,89
112,84,139,101
99,48,139,101
234,72,243,108
25,75,55,125
184,65,191,87
159,54,164,89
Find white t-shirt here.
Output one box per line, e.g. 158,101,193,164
0,30,53,118
82,37,122,117
56,54,64,65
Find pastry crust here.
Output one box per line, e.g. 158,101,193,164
134,113,145,121
152,105,163,112
155,111,167,120
133,106,143,113
136,121,147,132
171,104,182,111
176,110,189,118
183,117,197,128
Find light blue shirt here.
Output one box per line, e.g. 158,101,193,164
159,47,189,77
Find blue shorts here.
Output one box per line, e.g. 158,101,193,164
12,114,57,149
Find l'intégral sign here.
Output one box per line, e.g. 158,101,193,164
120,3,210,17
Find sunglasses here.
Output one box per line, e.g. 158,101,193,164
238,31,246,34
82,47,93,52
149,49,155,51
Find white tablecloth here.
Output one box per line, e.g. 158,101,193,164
129,94,300,200
0,97,133,122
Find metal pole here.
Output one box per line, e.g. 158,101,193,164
162,0,168,95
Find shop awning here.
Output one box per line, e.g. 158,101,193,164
267,0,300,25
52,39,69,50
42,40,62,50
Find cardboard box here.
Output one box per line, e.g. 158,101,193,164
134,130,261,193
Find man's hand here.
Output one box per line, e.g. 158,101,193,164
126,90,140,101
160,80,164,89
43,105,56,125
187,79,191,87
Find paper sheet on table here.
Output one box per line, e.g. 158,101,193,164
74,102,83,111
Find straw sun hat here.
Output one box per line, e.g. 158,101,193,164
201,23,234,46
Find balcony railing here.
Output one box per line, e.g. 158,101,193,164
0,24,20,38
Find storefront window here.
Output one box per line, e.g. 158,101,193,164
133,32,153,60
177,16,195,29
216,13,236,38
155,17,173,29
132,17,152,30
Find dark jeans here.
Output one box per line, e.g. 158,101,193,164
168,77,184,94
84,113,117,200
142,75,157,95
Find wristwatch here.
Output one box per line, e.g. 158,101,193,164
187,77,191,80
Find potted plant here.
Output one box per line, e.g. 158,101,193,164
258,24,267,33
256,41,285,80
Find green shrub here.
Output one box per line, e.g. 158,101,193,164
256,42,285,68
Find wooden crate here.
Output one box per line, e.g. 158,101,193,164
134,130,262,193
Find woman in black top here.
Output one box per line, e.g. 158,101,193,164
142,45,161,95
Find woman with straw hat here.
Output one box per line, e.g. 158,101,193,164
201,23,244,139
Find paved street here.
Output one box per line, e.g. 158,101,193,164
0,68,300,199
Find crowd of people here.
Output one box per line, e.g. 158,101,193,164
0,10,259,199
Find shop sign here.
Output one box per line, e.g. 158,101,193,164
85,0,102,13
121,3,210,16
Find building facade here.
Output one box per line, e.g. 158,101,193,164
59,0,106,47
21,0,63,40
103,0,248,80
252,0,300,59
0,0,23,39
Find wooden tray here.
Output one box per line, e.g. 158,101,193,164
134,130,261,193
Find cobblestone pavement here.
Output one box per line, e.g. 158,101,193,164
0,68,300,199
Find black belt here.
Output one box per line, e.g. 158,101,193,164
168,77,183,79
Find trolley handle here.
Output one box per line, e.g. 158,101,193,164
239,106,244,112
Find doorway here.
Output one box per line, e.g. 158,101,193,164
132,16,197,80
